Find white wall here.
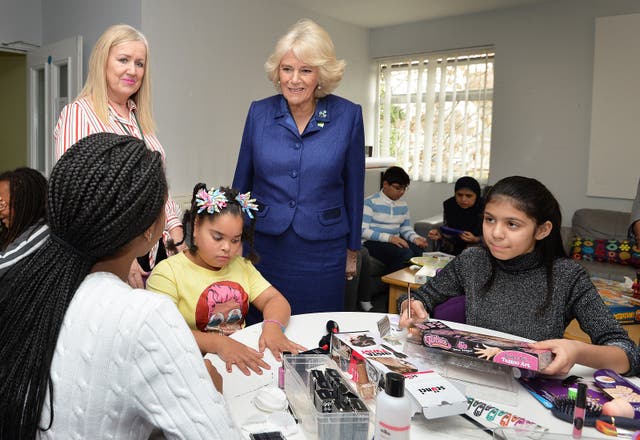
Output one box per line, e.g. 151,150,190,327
371,0,640,224
0,0,41,48
587,13,640,200
9,0,640,227
142,0,370,197
41,0,142,82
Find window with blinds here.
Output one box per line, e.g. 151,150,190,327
375,47,494,184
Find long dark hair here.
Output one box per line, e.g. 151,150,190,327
0,167,47,251
183,184,258,263
0,133,167,439
481,176,566,315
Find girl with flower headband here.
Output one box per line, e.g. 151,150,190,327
147,184,305,375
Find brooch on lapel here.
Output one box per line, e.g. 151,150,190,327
317,109,328,127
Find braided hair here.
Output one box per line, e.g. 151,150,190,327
0,132,167,439
480,176,566,316
182,184,258,263
0,167,47,251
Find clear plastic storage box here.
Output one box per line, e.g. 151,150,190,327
283,354,370,440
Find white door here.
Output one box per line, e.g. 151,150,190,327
27,36,82,175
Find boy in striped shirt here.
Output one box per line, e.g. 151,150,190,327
362,166,427,274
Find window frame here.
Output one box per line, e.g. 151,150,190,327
373,46,495,184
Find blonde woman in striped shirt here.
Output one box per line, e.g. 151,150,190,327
54,24,184,287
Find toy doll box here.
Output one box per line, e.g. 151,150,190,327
413,320,553,372
330,331,468,419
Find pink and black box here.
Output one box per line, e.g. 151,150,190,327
412,320,554,372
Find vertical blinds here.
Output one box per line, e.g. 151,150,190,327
376,47,494,184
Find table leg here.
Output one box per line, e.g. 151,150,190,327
387,285,404,314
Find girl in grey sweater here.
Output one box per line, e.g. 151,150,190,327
401,176,639,376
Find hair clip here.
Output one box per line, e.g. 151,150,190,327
196,187,258,219
196,188,227,214
235,192,259,219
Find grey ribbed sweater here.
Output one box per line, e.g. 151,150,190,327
412,247,639,375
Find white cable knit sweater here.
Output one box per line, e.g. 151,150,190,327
37,272,241,439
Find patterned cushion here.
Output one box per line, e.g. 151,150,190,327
570,236,640,267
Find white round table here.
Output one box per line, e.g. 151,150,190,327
206,312,615,439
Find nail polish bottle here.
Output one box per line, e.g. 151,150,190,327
278,351,291,389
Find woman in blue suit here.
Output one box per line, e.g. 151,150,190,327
233,19,365,320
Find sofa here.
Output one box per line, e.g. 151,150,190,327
416,209,638,281
562,208,638,281
414,215,444,241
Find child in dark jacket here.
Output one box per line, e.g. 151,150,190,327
428,176,483,255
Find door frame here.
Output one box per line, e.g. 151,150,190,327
26,36,82,175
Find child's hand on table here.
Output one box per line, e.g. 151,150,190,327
259,325,306,361
217,337,271,376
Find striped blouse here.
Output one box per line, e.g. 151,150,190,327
54,97,182,232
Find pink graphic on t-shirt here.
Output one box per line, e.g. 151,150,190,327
194,280,249,335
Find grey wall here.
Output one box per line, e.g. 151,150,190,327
370,0,640,224
0,0,41,47
142,0,371,197
6,0,640,227
3,0,370,201
41,0,142,82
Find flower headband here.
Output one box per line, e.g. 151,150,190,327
196,188,259,219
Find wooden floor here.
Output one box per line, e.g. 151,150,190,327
564,318,640,344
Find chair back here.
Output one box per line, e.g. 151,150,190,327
432,295,466,323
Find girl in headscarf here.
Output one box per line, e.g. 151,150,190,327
428,176,484,255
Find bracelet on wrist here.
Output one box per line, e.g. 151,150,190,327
262,319,286,332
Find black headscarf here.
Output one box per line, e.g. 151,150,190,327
442,176,484,254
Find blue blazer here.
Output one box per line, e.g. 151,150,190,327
233,94,365,250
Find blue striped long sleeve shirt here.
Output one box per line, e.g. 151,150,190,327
361,191,419,243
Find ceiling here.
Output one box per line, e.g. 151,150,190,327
282,0,557,28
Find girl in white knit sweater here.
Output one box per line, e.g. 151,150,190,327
0,133,241,439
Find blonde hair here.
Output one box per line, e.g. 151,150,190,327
265,19,345,98
79,24,155,133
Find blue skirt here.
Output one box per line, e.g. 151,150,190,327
246,226,347,324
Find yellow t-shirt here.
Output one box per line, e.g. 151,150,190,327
147,252,270,334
